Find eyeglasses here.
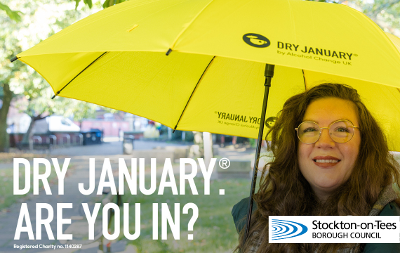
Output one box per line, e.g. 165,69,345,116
295,119,359,144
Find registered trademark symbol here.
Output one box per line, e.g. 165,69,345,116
354,54,358,57
219,158,230,169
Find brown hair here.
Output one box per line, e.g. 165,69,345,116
237,83,400,253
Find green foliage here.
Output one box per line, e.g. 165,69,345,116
355,0,400,32
71,0,128,9
74,0,98,9
1,1,99,116
307,0,400,34
102,0,128,8
0,2,22,22
248,138,256,148
0,0,107,147
1,0,104,22
171,130,194,142
72,101,99,122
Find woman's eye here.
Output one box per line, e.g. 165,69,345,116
302,127,318,133
335,127,350,133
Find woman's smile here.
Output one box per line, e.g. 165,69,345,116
313,156,341,167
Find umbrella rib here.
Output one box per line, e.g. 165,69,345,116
51,52,108,99
302,69,307,90
10,56,18,62
173,56,216,132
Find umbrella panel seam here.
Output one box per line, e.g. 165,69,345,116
173,56,216,131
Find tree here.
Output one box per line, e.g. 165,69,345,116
307,0,400,36
0,0,128,152
0,0,101,151
12,71,96,147
0,1,29,151
349,0,400,36
0,0,128,21
71,102,99,128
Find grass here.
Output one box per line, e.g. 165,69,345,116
0,160,66,211
0,152,46,163
117,177,251,253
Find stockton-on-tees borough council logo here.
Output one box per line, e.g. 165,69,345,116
243,33,270,48
271,219,308,240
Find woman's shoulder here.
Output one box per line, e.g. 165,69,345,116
378,201,400,216
231,197,258,233
369,184,400,216
363,201,400,253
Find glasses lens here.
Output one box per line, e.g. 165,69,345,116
329,120,355,143
298,121,320,143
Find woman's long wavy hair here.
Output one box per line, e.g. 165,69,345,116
237,83,400,253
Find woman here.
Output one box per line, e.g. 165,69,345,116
232,83,400,253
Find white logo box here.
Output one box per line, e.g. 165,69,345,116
269,216,400,243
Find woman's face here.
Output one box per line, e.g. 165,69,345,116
297,97,361,201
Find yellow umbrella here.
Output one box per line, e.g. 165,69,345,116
12,0,400,151
12,0,400,241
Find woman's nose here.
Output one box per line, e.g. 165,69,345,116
315,128,335,148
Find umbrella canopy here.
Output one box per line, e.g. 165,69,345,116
15,0,400,152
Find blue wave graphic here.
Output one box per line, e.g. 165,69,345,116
271,219,308,240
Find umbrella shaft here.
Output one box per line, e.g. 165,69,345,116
243,64,275,244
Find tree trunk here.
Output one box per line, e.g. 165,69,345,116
21,116,36,150
0,83,13,152
21,114,48,150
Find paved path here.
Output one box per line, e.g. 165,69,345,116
0,140,260,253
0,140,181,253
0,144,134,253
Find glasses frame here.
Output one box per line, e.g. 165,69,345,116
295,119,359,144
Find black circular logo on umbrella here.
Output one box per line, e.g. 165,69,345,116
243,33,270,48
265,117,277,129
